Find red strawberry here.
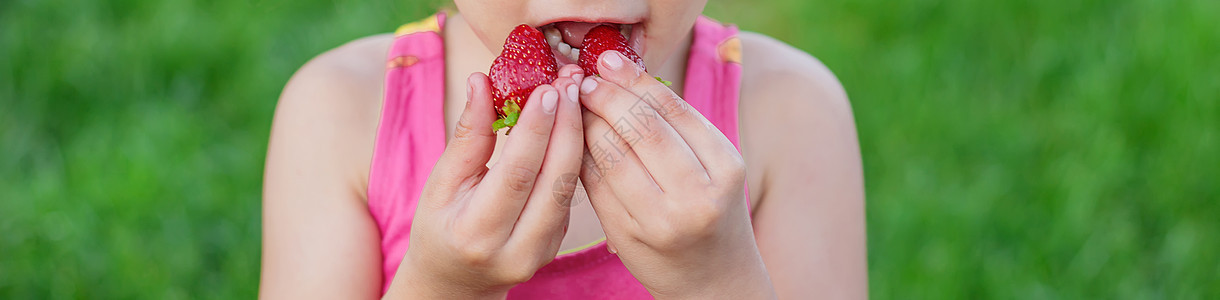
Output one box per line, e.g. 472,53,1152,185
578,25,646,76
489,24,558,132
579,25,670,86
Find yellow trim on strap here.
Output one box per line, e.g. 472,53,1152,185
556,237,607,256
395,15,440,37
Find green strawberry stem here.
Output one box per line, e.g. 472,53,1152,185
655,76,672,87
492,100,522,133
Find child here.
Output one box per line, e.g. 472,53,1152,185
261,1,866,298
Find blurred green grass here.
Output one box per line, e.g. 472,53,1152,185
2,0,1216,298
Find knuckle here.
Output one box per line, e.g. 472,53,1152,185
504,164,539,193
717,154,746,185
526,121,552,137
453,118,485,141
607,86,634,103
656,94,690,119
566,116,584,132
650,200,724,249
686,200,725,235
721,155,748,183
452,238,497,266
625,72,649,87
648,223,686,250
639,126,667,147
524,114,553,136
497,262,538,284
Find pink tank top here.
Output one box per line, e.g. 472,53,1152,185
369,13,745,298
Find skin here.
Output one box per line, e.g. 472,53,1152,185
261,1,867,299
384,68,588,299
576,51,774,298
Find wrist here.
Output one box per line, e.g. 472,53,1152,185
657,263,776,300
647,242,777,300
383,257,510,300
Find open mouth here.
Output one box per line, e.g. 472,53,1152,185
538,22,639,65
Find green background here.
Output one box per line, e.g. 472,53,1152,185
2,0,1216,298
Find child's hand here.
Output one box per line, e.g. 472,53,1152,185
384,66,585,299
577,51,777,299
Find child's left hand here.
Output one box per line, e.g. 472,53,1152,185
576,51,777,299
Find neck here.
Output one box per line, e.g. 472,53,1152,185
654,29,692,98
443,14,498,83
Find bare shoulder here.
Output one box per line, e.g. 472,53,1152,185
266,33,395,200
735,31,862,207
278,33,395,122
738,31,853,125
260,34,397,298
735,32,867,298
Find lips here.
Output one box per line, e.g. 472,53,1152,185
537,22,638,65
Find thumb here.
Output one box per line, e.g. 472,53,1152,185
430,73,498,187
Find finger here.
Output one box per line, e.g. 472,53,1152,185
467,84,560,233
578,150,631,223
506,77,584,257
579,150,631,256
579,74,711,188
426,73,497,197
557,64,585,83
595,50,742,181
581,108,662,207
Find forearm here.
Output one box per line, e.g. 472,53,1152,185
643,234,778,300
672,252,776,300
664,263,776,300
382,259,509,300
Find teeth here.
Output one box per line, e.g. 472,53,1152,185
544,26,562,48
540,23,631,62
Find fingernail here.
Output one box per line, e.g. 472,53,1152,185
566,84,579,103
572,73,583,84
580,78,598,94
601,51,623,70
542,89,558,114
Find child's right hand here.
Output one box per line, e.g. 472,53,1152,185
383,66,586,299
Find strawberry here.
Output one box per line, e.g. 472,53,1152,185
489,24,559,132
578,25,645,76
578,24,671,86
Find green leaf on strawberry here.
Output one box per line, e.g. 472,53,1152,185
492,100,522,133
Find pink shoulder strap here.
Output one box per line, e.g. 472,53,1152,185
368,13,448,294
683,16,743,150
